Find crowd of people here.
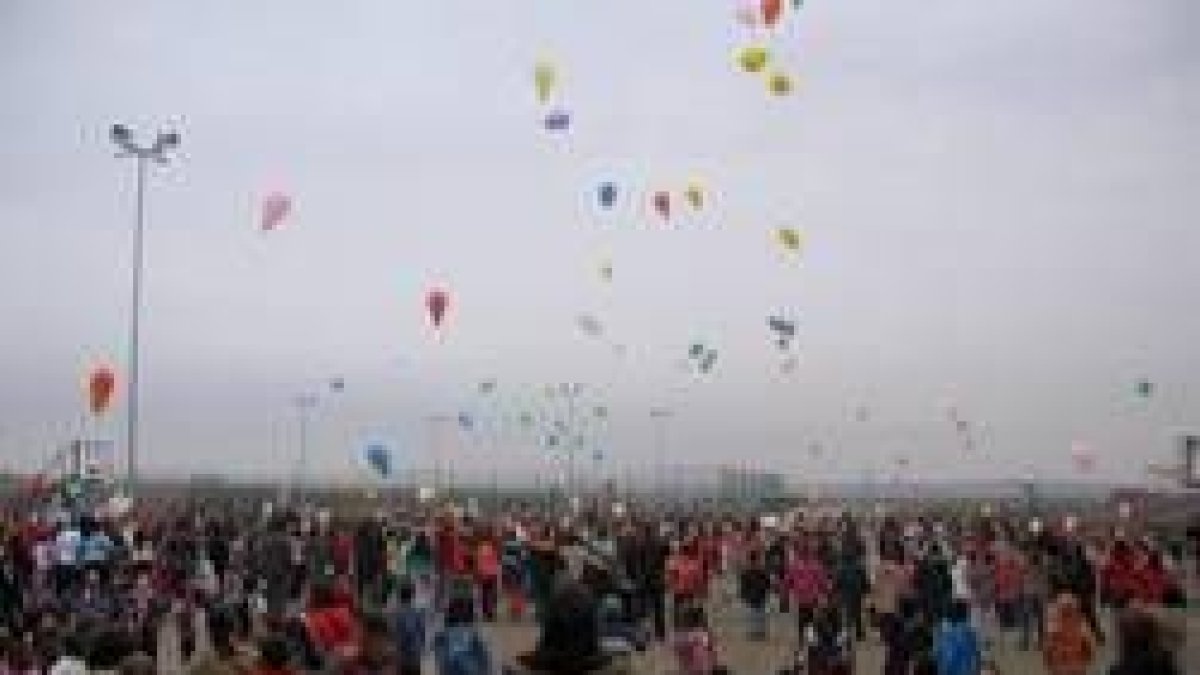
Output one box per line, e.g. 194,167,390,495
0,494,1194,674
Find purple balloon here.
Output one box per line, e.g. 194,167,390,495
543,109,571,131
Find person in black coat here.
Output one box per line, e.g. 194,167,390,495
913,546,952,623
622,523,668,641
739,550,772,640
1109,609,1179,675
354,517,386,606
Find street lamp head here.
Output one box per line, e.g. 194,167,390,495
155,130,180,152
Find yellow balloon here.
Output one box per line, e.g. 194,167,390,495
684,182,704,210
737,46,770,74
776,227,803,252
534,60,557,103
768,72,794,96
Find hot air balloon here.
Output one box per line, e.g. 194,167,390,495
87,367,117,415
534,60,557,103
426,288,449,330
762,0,783,26
260,192,292,231
598,261,613,282
597,182,617,209
652,191,671,220
737,46,770,74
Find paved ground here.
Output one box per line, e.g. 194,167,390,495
160,593,1199,674
478,601,1198,674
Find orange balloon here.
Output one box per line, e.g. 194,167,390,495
87,367,116,415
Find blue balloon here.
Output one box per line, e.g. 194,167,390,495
597,182,617,209
364,442,392,478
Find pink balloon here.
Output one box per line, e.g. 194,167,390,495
426,288,449,329
261,192,292,231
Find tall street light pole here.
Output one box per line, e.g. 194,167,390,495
650,407,673,498
110,124,179,500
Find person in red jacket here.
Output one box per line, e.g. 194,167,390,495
667,540,705,625
474,533,501,622
1102,540,1138,609
300,580,361,666
1129,545,1169,606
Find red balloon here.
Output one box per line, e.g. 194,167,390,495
652,191,671,220
426,288,449,329
762,0,783,26
87,366,116,415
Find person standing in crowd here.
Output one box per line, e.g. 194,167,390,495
355,516,386,608
832,541,869,642
738,549,772,641
765,532,789,614
393,579,428,675
804,600,852,675
915,544,954,625
187,605,254,675
249,634,296,675
883,597,933,675
1108,607,1179,675
473,532,500,622
624,523,668,642
1042,592,1096,675
667,539,706,627
1052,538,1103,643
258,517,292,619
335,612,397,674
53,519,82,597
509,580,627,674
500,528,528,621
672,603,719,675
990,539,1024,649
1018,545,1050,651
933,600,982,675
296,580,359,671
784,536,831,644
432,596,491,675
874,539,912,650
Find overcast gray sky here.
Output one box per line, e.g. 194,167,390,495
1,0,1197,485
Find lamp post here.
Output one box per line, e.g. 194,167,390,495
650,407,673,498
290,393,319,503
110,124,179,500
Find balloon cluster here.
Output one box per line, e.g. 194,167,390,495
733,0,803,97
534,58,571,133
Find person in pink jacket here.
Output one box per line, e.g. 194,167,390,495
784,538,832,642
